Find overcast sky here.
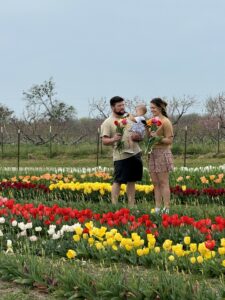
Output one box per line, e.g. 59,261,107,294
1,0,225,117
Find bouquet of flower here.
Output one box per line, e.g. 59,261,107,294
144,117,163,154
114,118,128,152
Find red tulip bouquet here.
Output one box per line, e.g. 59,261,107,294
114,118,128,152
144,117,163,154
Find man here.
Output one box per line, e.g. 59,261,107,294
101,96,143,206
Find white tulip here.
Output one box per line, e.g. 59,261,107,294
12,220,18,227
0,217,5,224
29,235,38,242
25,222,33,229
35,226,42,232
7,240,12,247
52,233,61,240
20,230,27,236
18,222,26,231
48,228,55,235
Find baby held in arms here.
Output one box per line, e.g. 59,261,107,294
123,104,147,154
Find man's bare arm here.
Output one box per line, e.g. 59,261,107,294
102,134,122,145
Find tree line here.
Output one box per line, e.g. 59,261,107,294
0,78,224,146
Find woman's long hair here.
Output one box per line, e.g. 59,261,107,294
150,98,168,118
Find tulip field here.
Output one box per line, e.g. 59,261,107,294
1,165,225,299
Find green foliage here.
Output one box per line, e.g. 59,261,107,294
0,254,224,299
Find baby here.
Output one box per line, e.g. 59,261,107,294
123,104,147,154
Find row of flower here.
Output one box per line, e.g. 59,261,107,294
1,164,225,174
1,196,225,240
66,221,225,277
0,197,225,276
0,168,225,188
1,180,225,203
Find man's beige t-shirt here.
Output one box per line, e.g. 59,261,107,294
154,118,173,149
100,115,141,161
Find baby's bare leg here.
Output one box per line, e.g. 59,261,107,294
123,133,134,154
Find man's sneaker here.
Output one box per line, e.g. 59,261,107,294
162,207,169,214
155,207,161,214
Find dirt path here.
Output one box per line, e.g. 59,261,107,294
0,280,56,300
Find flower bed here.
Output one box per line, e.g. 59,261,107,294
1,178,225,203
0,197,225,277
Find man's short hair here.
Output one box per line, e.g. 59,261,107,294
110,96,124,107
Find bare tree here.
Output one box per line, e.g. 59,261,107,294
0,103,14,141
22,78,76,122
167,95,196,125
89,96,146,119
206,93,225,128
89,97,110,119
0,103,14,124
13,78,77,145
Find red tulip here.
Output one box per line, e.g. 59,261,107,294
205,239,216,250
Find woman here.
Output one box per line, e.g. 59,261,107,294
147,98,174,213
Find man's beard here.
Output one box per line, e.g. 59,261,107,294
114,110,126,116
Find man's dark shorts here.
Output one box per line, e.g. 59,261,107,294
113,152,143,184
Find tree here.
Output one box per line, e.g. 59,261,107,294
89,96,146,119
89,97,110,119
0,103,14,124
167,95,196,125
23,78,76,122
0,103,14,142
89,95,195,126
206,93,225,127
13,78,77,145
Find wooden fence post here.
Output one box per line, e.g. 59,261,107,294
184,126,187,167
217,122,220,154
17,129,21,171
49,125,52,158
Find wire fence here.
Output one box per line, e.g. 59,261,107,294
0,124,224,170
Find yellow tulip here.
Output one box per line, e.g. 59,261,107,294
75,227,83,235
168,255,175,262
88,237,95,245
218,247,225,255
83,233,88,240
154,247,160,253
66,249,76,259
73,234,81,242
190,243,197,252
184,236,191,245
137,249,144,256
125,244,133,251
190,257,196,264
197,256,204,263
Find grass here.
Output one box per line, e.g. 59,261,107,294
0,140,225,169
0,254,224,300
0,253,224,299
1,154,225,169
